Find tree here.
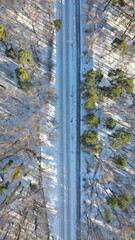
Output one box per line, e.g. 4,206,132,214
105,118,117,130
106,192,131,211
0,182,9,194
95,68,103,83
112,130,133,148
118,196,126,210
0,24,7,41
92,143,103,155
19,49,34,65
104,209,111,223
106,193,118,208
82,69,103,110
84,113,99,127
81,130,98,148
111,0,125,6
124,78,134,94
124,193,131,204
103,0,125,11
115,156,126,168
85,100,95,110
11,163,23,183
0,160,13,171
5,47,17,60
111,38,129,54
54,19,62,31
107,69,134,98
15,67,32,91
108,85,124,100
108,68,124,78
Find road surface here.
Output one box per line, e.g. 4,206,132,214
55,0,81,239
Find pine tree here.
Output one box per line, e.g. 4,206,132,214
115,156,126,168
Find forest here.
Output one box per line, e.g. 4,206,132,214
81,0,135,239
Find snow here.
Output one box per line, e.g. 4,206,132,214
80,0,135,239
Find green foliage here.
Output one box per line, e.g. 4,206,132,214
111,0,125,6
124,78,134,94
85,100,95,110
124,192,131,204
118,196,126,210
112,38,129,54
81,130,98,148
81,69,104,154
54,19,62,31
23,170,31,177
19,49,34,65
15,67,32,91
0,160,13,171
112,130,133,148
92,143,103,155
109,85,124,100
106,193,118,208
82,69,103,109
84,113,99,127
0,24,7,41
95,69,103,83
5,48,17,60
107,69,134,98
98,89,105,102
104,209,111,223
15,67,29,81
11,163,23,183
115,156,126,168
107,192,131,211
105,118,117,130
85,69,103,85
0,182,9,194
108,68,124,78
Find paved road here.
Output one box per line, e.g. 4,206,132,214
56,0,81,239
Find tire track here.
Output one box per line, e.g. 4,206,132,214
56,0,64,239
76,0,81,238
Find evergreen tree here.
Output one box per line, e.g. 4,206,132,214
124,192,131,204
81,130,98,148
54,19,62,31
105,118,117,130
115,156,126,168
106,193,118,208
19,50,34,65
112,130,133,148
104,209,111,223
5,47,17,60
111,38,129,54
84,113,99,128
15,67,32,91
0,24,7,41
118,196,126,210
107,69,134,98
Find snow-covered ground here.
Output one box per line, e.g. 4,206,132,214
80,0,135,239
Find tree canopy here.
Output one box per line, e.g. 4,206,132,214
0,24,7,41
112,130,133,148
111,38,129,54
